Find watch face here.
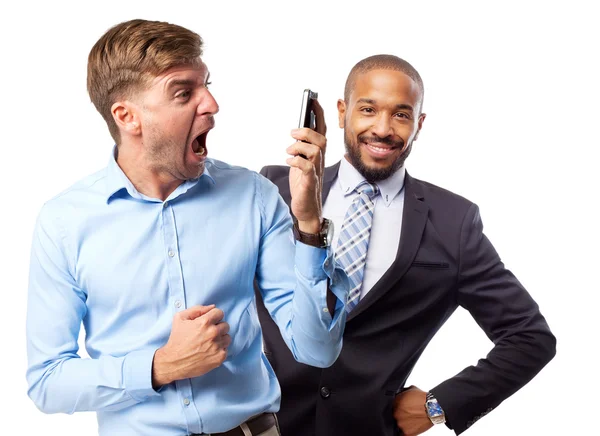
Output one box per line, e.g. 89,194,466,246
426,400,444,418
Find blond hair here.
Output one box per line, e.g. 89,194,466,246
87,19,203,143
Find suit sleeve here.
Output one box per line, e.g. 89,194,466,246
430,203,556,434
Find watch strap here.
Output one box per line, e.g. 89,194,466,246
292,218,331,248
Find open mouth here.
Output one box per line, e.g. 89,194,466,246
191,131,208,157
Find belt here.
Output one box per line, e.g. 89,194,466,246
191,413,277,436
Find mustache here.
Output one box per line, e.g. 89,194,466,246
205,115,216,129
357,134,404,148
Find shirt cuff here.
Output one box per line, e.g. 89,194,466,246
294,241,328,281
122,348,162,402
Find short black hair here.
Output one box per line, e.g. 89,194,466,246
344,54,424,111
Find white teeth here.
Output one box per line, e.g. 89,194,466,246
195,146,206,156
367,144,390,152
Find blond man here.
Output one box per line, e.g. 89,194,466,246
26,19,347,436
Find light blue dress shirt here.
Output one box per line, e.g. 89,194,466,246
26,153,348,435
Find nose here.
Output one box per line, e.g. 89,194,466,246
371,114,392,138
198,88,219,116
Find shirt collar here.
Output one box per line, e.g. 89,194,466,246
104,145,215,204
338,157,406,207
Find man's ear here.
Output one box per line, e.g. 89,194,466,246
337,99,347,129
414,113,426,141
111,101,141,135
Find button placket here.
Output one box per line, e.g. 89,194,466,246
163,201,199,431
162,203,186,314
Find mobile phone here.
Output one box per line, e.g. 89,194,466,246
298,89,318,130
296,89,318,159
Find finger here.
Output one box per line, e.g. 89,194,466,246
195,307,224,325
217,334,232,350
179,304,215,320
291,128,326,150
311,99,327,136
286,155,315,175
215,321,230,336
286,142,322,162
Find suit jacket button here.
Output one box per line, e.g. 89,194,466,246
320,386,331,399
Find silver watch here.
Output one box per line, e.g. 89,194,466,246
425,391,446,425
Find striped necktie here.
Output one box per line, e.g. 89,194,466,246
335,180,380,312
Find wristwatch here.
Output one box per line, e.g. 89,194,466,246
425,391,446,425
292,218,333,248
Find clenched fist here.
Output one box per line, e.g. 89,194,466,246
152,305,231,388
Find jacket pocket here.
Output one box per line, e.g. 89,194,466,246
411,261,450,269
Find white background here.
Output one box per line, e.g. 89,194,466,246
1,0,598,434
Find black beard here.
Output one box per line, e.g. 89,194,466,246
344,131,412,182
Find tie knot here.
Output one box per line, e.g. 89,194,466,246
355,181,379,199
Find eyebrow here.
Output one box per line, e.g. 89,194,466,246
166,73,211,90
357,98,414,112
167,79,197,90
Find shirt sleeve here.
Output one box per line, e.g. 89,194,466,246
26,204,160,414
254,174,349,368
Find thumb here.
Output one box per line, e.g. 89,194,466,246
180,304,215,320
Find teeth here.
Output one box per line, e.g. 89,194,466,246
195,146,206,156
367,144,390,152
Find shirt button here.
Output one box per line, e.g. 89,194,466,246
183,398,190,406
163,201,169,208
322,307,329,313
174,300,182,308
168,250,175,257
320,386,331,399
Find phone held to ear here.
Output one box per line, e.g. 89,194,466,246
297,89,318,158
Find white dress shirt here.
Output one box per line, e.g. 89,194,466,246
323,157,406,299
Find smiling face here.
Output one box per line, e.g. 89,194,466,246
338,69,426,182
133,61,218,181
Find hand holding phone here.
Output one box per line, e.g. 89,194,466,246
288,89,326,234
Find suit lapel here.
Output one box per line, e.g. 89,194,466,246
347,173,429,321
322,162,340,204
281,163,428,321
